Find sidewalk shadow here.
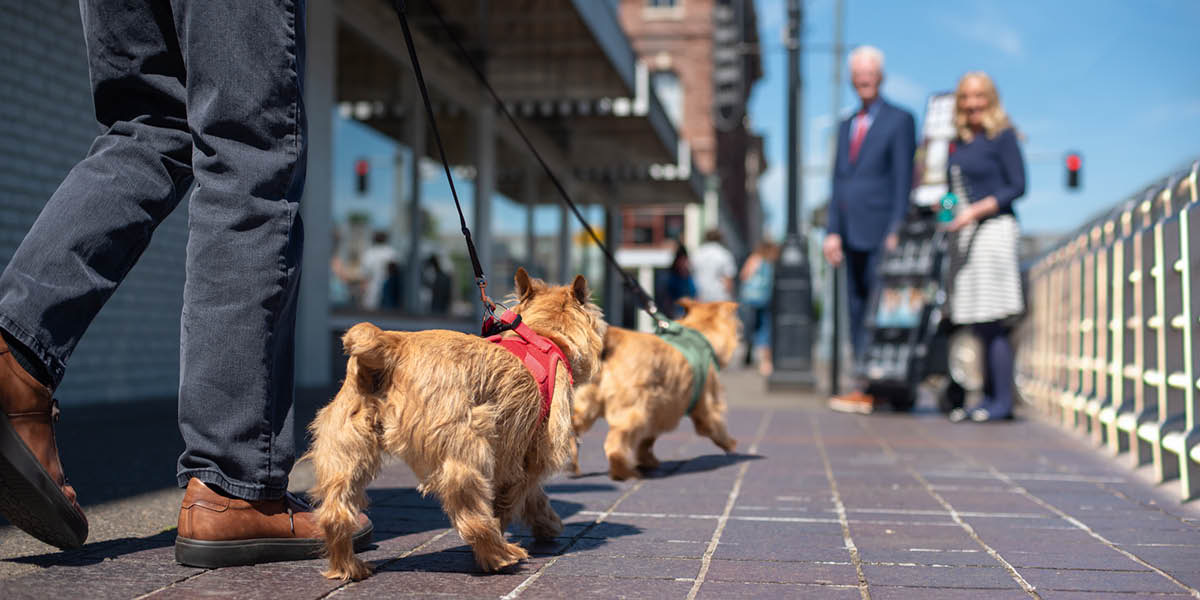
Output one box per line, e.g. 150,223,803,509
375,497,644,576
3,530,178,569
3,488,442,569
643,452,764,479
542,482,619,494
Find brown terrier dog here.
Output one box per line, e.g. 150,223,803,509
306,269,605,580
571,299,740,480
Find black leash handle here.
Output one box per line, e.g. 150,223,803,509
392,0,493,311
412,0,664,324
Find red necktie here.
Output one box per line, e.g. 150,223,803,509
849,110,868,163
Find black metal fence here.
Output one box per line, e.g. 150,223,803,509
1017,160,1199,501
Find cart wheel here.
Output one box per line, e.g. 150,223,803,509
890,389,916,412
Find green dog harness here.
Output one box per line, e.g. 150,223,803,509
653,313,718,414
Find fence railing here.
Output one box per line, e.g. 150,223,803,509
1017,160,1200,501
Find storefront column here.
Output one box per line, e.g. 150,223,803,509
523,166,537,273
403,77,426,313
296,1,335,387
474,100,496,290
603,202,624,327
557,203,571,283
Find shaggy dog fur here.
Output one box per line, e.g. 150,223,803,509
305,269,606,580
571,299,740,480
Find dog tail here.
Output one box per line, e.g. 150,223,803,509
342,322,392,373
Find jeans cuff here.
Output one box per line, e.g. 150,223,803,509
0,312,67,387
178,469,289,502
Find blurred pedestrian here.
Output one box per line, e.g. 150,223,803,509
330,230,357,309
693,230,737,303
360,231,398,311
422,255,452,314
739,241,779,376
826,45,917,414
944,71,1026,423
663,242,697,319
0,0,371,567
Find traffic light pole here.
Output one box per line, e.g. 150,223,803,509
768,0,816,390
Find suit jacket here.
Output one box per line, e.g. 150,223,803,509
828,99,916,252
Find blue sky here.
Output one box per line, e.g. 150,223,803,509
750,0,1200,237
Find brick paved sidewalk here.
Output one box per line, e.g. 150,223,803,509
3,369,1200,599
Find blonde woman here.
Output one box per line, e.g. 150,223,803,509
945,72,1026,422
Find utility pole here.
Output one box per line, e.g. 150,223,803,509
768,0,816,390
828,0,845,396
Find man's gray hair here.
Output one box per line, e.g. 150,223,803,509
848,45,885,73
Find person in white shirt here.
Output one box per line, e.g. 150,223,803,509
359,231,398,311
692,230,737,302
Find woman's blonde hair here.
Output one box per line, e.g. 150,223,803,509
954,71,1011,142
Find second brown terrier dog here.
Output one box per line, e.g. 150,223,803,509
306,269,606,580
571,299,740,480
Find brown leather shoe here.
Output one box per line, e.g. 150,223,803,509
175,478,372,568
828,391,876,414
0,337,87,549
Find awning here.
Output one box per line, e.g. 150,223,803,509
335,0,702,205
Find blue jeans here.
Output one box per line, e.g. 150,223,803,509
0,0,307,501
749,306,771,349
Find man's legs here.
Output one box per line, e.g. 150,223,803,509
830,246,880,413
844,246,879,362
169,0,306,501
0,0,193,549
169,3,372,567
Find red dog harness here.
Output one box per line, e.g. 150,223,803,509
483,310,573,423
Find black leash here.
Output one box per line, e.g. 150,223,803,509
397,0,668,326
392,0,495,313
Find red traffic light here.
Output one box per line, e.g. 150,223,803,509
355,158,369,195
1065,152,1081,190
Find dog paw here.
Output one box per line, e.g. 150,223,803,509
637,456,660,470
609,466,639,481
475,542,530,572
531,518,563,541
322,558,372,581
719,438,738,453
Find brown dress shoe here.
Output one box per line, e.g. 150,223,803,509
0,338,87,549
175,478,373,568
828,391,876,414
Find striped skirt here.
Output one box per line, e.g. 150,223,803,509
948,215,1024,324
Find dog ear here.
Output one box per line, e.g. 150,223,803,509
515,267,536,302
571,274,591,305
678,297,697,313
721,301,739,316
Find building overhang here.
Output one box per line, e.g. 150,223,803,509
334,0,700,206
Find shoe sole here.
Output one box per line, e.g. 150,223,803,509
829,402,873,415
0,411,87,549
175,522,373,568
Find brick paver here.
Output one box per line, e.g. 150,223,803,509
3,369,1200,599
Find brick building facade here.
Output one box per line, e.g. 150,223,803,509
0,0,190,405
616,0,765,259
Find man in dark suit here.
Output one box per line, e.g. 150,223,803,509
825,46,916,414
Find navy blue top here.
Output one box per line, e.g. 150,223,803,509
947,127,1026,216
